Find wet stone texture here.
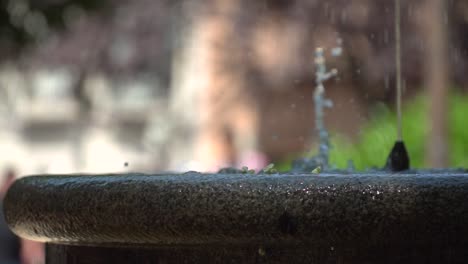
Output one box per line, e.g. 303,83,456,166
4,173,468,263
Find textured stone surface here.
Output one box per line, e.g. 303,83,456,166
4,173,468,262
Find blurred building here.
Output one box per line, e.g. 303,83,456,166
0,65,168,174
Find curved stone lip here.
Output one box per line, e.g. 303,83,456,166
4,173,468,248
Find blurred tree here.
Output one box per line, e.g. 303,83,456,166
421,0,450,167
0,0,109,58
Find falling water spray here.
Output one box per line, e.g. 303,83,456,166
395,0,402,141
385,0,410,171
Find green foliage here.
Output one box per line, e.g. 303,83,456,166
328,93,468,170
449,94,468,167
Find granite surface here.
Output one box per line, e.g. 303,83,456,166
4,173,468,253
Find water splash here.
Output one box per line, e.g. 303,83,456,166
292,38,342,172
313,40,341,169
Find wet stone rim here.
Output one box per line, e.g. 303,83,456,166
4,173,468,248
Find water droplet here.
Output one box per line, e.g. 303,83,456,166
258,247,266,256
331,47,342,57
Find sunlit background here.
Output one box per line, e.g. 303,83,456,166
0,0,467,176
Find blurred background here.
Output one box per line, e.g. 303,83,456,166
0,0,467,176
1,1,468,263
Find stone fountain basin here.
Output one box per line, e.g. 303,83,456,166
4,173,468,263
